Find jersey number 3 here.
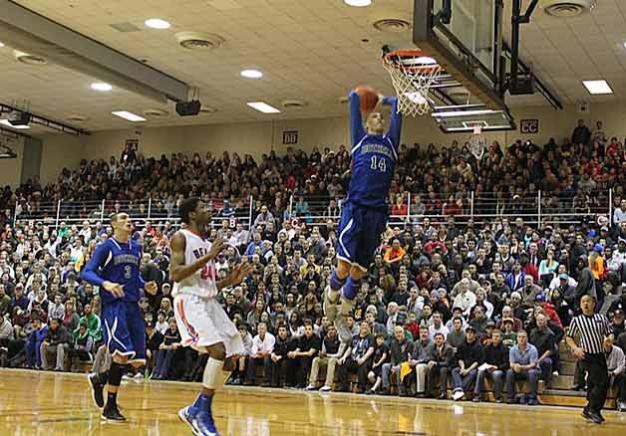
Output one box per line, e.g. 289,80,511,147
370,155,387,173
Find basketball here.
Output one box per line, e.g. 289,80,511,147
355,85,379,113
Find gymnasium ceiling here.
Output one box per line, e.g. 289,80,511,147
0,0,625,134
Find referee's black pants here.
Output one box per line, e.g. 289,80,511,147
580,353,609,413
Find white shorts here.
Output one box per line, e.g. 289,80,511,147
173,294,244,357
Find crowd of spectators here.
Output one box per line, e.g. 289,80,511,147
6,119,626,225
0,119,625,410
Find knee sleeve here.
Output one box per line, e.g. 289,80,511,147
203,357,228,390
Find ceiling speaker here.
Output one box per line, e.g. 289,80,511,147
175,100,201,117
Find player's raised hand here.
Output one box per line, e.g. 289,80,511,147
231,261,252,285
144,281,158,295
103,281,124,298
207,237,227,259
377,93,385,106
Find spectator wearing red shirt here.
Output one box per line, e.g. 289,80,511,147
391,194,408,217
535,297,563,329
606,137,620,158
285,174,296,191
404,312,420,339
519,253,538,283
424,234,447,255
144,221,156,238
442,195,462,216
414,267,432,288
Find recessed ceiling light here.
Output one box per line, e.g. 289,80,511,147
67,115,89,123
344,0,372,7
143,108,169,117
13,50,46,65
240,69,263,79
145,18,171,29
582,79,613,95
112,111,146,122
247,102,281,114
0,119,30,129
91,82,112,92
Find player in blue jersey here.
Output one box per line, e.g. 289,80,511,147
81,212,158,422
325,87,402,341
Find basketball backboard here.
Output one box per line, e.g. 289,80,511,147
411,0,515,132
431,105,514,132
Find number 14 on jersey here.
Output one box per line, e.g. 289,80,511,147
370,155,387,173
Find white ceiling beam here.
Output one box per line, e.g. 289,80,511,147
0,0,190,103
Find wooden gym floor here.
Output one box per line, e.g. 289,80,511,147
0,369,623,435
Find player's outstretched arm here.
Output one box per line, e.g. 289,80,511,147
169,233,226,283
349,90,366,147
383,96,402,149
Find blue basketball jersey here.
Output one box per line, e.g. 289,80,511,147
347,91,402,209
81,237,145,304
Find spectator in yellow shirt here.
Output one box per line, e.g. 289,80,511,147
590,246,605,280
384,239,406,265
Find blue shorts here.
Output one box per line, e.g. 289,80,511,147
336,201,387,271
102,300,146,363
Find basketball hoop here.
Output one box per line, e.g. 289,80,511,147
382,49,442,116
468,124,487,160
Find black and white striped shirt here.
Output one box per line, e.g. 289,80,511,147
567,313,612,354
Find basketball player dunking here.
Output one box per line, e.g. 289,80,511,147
170,197,251,436
325,87,402,341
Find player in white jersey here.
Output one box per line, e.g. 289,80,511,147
170,197,251,436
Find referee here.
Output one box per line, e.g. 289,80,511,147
565,294,614,424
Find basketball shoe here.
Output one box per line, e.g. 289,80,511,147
179,394,219,436
101,402,126,422
88,372,105,408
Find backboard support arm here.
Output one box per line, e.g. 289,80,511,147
510,0,539,93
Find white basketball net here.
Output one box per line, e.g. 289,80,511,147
382,51,442,117
469,131,487,160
